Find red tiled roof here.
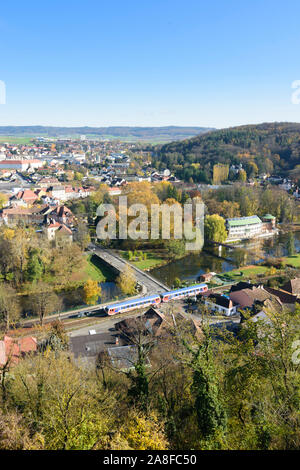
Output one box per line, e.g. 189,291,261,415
0,159,41,165
15,189,38,202
0,335,37,366
47,222,72,234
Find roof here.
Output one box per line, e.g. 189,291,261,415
70,332,123,359
263,214,276,220
0,159,41,165
115,307,166,338
15,189,38,201
0,335,37,366
57,225,72,235
229,281,256,292
206,293,237,309
230,287,282,310
51,205,73,217
107,345,141,370
229,287,272,308
249,311,273,324
264,286,299,304
226,215,262,227
48,222,61,228
282,278,300,295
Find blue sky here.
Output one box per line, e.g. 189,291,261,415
1,0,300,128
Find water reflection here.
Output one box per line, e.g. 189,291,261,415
151,230,300,286
99,281,122,303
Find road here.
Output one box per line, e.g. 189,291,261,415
90,245,170,294
0,174,32,192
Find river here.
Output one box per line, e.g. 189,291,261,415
150,229,300,286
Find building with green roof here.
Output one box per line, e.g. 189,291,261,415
226,215,263,241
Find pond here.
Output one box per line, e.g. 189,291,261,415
150,229,300,286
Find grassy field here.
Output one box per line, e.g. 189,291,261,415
282,253,300,268
119,250,167,270
0,136,34,144
219,265,270,281
70,254,115,283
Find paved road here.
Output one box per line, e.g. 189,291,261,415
0,178,31,192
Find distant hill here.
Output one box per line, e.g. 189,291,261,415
153,122,300,182
0,126,214,143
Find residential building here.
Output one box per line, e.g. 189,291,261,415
10,189,38,206
229,286,283,314
44,222,73,244
203,293,238,316
47,205,74,226
0,205,48,226
0,159,43,171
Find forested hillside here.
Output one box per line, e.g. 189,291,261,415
153,122,300,182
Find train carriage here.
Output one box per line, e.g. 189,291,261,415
160,283,208,302
104,284,208,316
105,294,161,315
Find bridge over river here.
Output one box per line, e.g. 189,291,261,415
90,245,170,295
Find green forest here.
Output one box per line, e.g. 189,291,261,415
153,122,300,182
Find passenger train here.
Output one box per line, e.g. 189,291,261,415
105,283,208,315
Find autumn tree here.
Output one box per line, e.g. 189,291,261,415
219,200,240,219
8,227,30,285
8,352,116,449
124,182,160,211
238,169,247,182
204,215,227,243
27,282,62,325
213,164,229,184
0,193,8,210
74,222,91,250
120,411,169,450
0,409,43,450
116,265,136,295
83,279,101,305
51,243,83,283
153,181,173,201
40,320,69,352
0,285,21,331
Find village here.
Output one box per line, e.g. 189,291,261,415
0,134,300,452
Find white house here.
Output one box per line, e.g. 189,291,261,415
204,293,238,316
0,159,44,171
